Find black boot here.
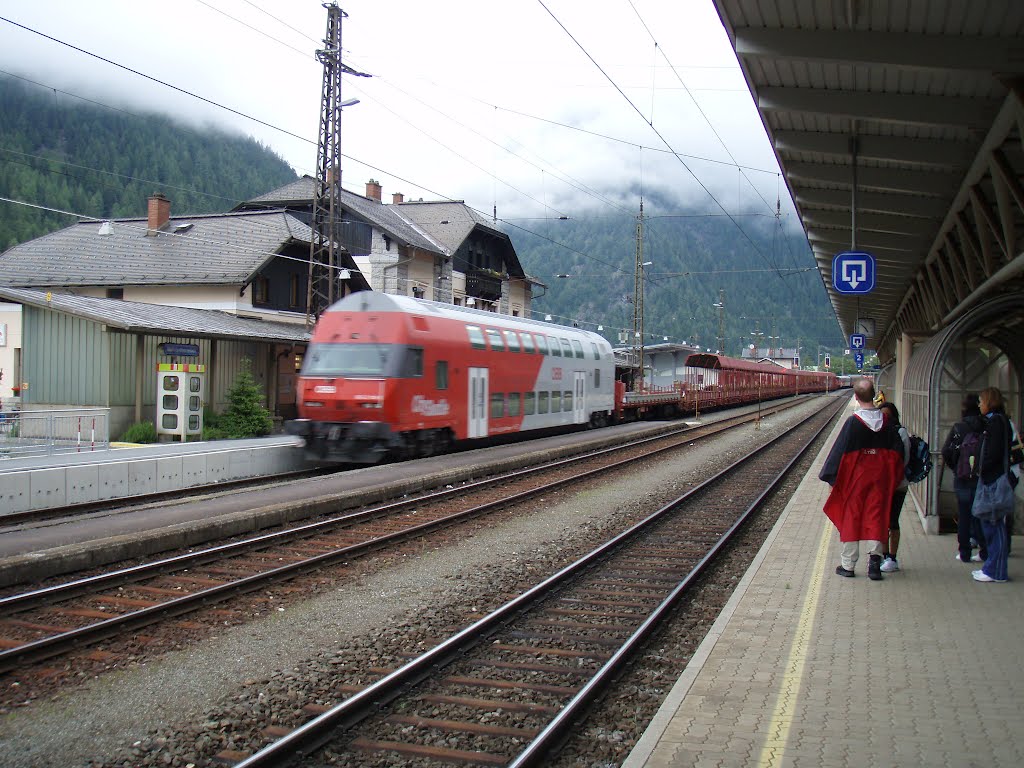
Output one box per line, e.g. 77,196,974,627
867,554,883,581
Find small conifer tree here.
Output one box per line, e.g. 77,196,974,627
220,358,274,438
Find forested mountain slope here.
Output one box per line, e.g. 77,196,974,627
509,203,843,356
0,75,297,250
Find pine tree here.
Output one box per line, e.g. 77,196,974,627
220,359,274,438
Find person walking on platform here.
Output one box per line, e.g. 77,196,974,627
941,394,987,565
972,387,1016,583
819,378,906,581
878,402,910,572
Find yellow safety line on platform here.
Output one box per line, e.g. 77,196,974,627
756,515,832,767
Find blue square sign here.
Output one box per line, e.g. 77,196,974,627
850,334,866,350
833,251,876,294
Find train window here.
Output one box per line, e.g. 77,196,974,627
521,333,535,354
538,391,549,413
466,325,487,350
551,391,561,412
508,392,521,417
485,328,505,351
535,334,549,355
435,360,449,390
403,348,424,377
502,329,521,352
572,340,585,359
560,338,574,357
590,342,601,360
303,343,396,377
548,336,561,356
490,392,505,418
594,368,601,388
524,391,536,414
563,391,573,411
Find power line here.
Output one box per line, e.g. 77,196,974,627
535,1,782,278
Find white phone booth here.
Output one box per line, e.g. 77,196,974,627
156,363,205,440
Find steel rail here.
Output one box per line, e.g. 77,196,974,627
0,397,823,673
0,397,805,613
232,397,845,767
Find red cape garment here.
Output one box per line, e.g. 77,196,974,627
820,410,905,543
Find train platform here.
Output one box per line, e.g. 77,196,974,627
624,405,1024,768
0,435,308,515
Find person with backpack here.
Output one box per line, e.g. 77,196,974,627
819,378,906,581
878,402,910,572
941,394,987,565
972,387,1015,583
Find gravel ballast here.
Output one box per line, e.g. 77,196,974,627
0,398,834,767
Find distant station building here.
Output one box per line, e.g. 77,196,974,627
740,346,801,370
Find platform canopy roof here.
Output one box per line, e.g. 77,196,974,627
712,1,1024,361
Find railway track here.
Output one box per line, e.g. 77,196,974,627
225,396,847,767
0,396,830,689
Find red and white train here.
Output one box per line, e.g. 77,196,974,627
287,292,617,462
287,292,840,463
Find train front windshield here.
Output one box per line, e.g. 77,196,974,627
302,343,396,377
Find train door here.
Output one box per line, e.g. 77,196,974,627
573,371,586,423
468,367,488,438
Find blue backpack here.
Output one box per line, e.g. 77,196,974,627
905,434,932,483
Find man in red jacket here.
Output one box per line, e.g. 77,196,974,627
819,378,906,580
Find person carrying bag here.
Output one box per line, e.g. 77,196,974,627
971,387,1015,583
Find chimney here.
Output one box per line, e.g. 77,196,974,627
392,192,404,204
365,179,382,201
147,193,170,235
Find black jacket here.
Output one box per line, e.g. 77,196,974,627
978,408,1012,484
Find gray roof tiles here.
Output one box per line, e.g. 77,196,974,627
238,176,448,256
0,209,312,288
0,287,310,343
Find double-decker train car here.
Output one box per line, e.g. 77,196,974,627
287,292,617,462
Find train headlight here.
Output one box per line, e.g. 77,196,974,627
304,401,324,408
359,401,383,409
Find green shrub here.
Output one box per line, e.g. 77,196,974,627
218,359,274,438
201,424,230,441
119,421,158,443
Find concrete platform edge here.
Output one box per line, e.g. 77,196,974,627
622,409,845,768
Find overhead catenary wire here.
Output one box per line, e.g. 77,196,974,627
535,1,783,279
0,10,828,342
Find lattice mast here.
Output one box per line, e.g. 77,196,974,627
716,289,726,354
306,3,347,328
632,201,645,389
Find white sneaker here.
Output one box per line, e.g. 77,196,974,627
880,557,899,572
955,553,983,562
972,570,1007,583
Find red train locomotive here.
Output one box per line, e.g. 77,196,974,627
287,292,617,462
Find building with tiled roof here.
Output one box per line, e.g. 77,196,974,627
238,177,539,318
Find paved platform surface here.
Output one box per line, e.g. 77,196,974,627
625,408,1023,768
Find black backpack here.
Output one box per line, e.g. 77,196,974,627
955,429,983,481
905,434,932,483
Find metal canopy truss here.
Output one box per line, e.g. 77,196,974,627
712,1,1024,362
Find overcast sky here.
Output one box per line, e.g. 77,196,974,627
0,0,798,229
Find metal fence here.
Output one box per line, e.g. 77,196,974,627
0,407,111,459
